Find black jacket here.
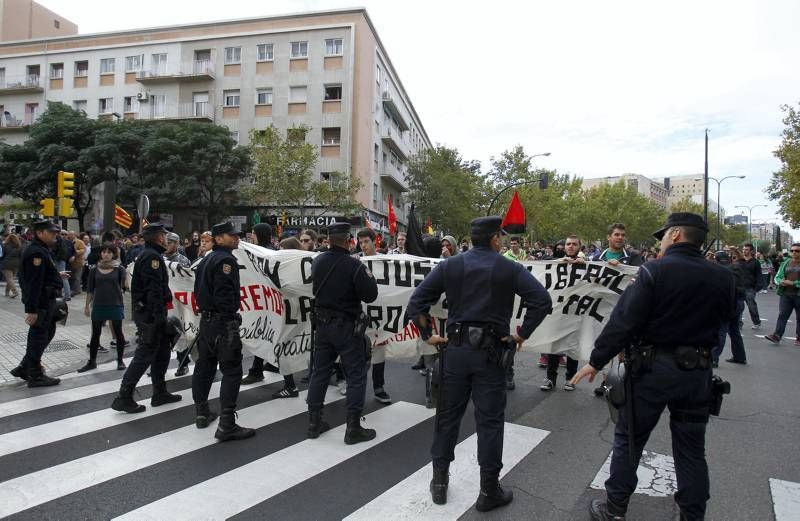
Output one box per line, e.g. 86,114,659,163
194,246,240,314
312,245,378,320
19,238,63,313
130,242,172,322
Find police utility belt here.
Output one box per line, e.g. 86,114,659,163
448,322,516,371
314,307,369,338
201,311,242,324
630,344,712,372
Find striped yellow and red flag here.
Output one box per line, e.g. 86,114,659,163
114,205,133,229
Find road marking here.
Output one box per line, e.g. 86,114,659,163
0,373,283,457
770,478,800,521
0,368,189,419
590,450,676,497
114,402,434,521
344,422,549,520
0,390,340,518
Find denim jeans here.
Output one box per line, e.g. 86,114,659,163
773,294,800,339
56,260,70,299
713,297,746,362
743,288,760,325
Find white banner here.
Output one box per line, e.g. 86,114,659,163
164,243,638,374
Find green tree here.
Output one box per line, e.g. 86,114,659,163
578,181,666,246
405,145,484,237
668,196,751,247
768,102,800,227
249,125,363,222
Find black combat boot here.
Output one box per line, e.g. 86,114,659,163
10,365,29,381
307,409,331,439
589,499,626,520
150,382,182,406
27,365,60,388
111,384,146,413
215,408,256,442
195,402,219,429
344,413,376,445
475,470,513,512
430,466,449,505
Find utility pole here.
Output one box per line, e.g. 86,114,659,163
703,130,709,229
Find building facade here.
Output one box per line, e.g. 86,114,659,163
0,8,430,235
581,173,669,209
0,0,77,42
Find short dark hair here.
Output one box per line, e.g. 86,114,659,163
743,242,754,250
566,234,581,245
677,226,705,247
99,242,118,259
471,231,499,249
356,228,376,241
509,236,520,244
252,223,273,246
279,237,302,250
607,223,626,236
300,229,318,242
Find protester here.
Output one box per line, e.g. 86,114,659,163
764,243,800,346
186,231,201,261
124,234,144,266
757,252,773,293
503,236,528,262
389,231,407,254
68,230,86,297
164,232,190,267
54,231,74,300
740,243,763,329
712,249,747,366
591,223,644,266
441,235,458,258
198,231,213,258
2,233,21,298
298,229,317,252
80,243,128,372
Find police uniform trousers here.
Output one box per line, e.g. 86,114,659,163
192,316,243,410
307,317,367,415
23,312,57,371
607,354,712,521
121,316,172,388
431,336,506,474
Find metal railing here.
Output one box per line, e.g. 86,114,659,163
136,60,215,80
136,102,215,120
0,74,42,90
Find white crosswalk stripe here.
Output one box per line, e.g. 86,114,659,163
590,450,677,497
770,478,800,521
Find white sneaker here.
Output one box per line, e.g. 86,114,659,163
563,381,576,391
751,324,762,330
540,379,554,391
338,380,347,395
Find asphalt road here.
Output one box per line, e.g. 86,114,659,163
0,291,797,520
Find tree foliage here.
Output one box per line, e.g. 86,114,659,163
577,181,666,246
248,125,363,220
768,102,800,227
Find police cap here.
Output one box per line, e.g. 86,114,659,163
470,216,507,237
653,212,709,240
32,219,61,233
141,222,166,237
327,222,351,236
211,221,235,237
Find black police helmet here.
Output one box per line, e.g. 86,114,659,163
53,298,69,325
165,316,184,347
604,361,627,423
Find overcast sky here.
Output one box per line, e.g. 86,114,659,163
39,0,800,235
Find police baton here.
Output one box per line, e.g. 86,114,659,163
623,345,636,467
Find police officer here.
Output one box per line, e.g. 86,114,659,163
306,222,379,445
111,223,182,413
571,213,736,521
192,222,255,442
407,216,552,512
11,220,67,387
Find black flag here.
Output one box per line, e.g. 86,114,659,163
405,203,427,257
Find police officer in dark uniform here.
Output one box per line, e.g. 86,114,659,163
572,213,736,521
11,220,66,387
306,222,379,445
192,222,255,442
407,216,552,512
111,223,182,413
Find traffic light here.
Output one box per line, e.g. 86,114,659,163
39,198,55,217
538,173,549,190
57,170,75,198
58,197,74,217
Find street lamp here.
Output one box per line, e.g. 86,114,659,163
486,152,551,215
695,175,745,250
735,204,768,238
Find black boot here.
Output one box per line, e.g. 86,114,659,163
111,384,146,413
10,365,29,381
175,365,189,377
411,356,425,371
77,360,97,373
589,499,626,520
151,382,182,406
475,470,513,512
215,408,256,442
195,402,219,429
240,370,264,385
307,409,331,439
430,466,449,505
27,365,60,388
344,413,376,445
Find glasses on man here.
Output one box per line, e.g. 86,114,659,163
791,249,800,253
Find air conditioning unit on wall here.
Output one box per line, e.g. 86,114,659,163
136,92,149,101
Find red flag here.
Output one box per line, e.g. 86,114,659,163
376,234,383,249
114,205,133,229
501,191,526,234
388,195,397,236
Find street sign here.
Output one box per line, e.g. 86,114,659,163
137,194,150,226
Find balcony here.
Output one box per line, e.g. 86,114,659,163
136,60,215,83
133,102,215,122
0,74,44,94
381,127,408,162
381,91,409,131
380,163,408,192
0,114,30,132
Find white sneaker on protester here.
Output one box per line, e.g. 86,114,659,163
563,381,576,391
751,324,762,330
540,379,554,391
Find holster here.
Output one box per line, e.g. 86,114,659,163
34,300,56,328
675,345,712,370
709,375,731,416
353,311,369,338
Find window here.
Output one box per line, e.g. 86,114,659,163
324,84,342,101
72,100,87,113
322,127,341,146
54,20,60,28
223,89,240,107
289,86,307,103
151,53,167,74
75,61,88,77
150,95,166,118
290,41,308,58
256,88,273,105
123,96,139,113
125,55,142,72
100,58,115,74
287,127,307,143
321,172,344,190
230,131,239,144
50,63,64,79
0,68,4,87
325,38,343,56
257,43,274,62
99,98,114,114
374,144,379,163
373,183,378,206
224,47,241,64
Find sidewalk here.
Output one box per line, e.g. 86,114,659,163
0,283,138,385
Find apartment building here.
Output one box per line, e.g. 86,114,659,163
0,8,431,234
581,173,669,210
0,0,77,42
